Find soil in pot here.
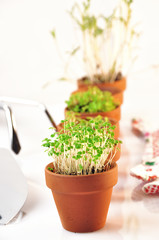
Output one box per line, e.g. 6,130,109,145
45,162,118,233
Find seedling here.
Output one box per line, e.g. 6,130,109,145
65,87,119,113
42,118,122,175
47,0,139,85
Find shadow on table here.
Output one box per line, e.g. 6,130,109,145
94,220,123,239
131,182,159,213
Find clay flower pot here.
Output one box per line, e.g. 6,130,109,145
65,105,121,122
77,76,126,92
73,86,124,104
57,117,120,139
45,162,118,233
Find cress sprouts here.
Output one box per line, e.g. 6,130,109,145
65,87,119,113
42,118,122,175
48,0,139,85
59,115,110,133
68,0,140,83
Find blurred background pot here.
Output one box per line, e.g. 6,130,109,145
77,76,126,92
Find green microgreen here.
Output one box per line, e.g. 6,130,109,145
65,86,119,113
42,117,121,175
48,167,54,172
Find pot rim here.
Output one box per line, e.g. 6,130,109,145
45,162,118,193
78,75,126,83
72,85,123,95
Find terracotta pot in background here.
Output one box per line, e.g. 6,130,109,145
45,162,118,233
72,86,123,104
77,76,126,92
65,105,121,122
57,117,120,139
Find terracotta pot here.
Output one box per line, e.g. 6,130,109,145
65,105,121,122
45,162,118,233
73,85,123,104
77,76,126,91
57,117,120,139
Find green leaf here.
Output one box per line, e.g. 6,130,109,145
51,29,56,39
79,164,83,170
70,46,80,56
94,27,103,37
48,167,54,172
58,77,67,81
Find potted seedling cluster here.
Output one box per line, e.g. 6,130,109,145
43,118,122,232
50,0,139,92
65,86,121,121
72,85,124,104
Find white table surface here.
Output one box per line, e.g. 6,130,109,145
0,83,159,240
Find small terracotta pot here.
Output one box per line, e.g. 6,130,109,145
45,162,118,233
77,76,126,91
72,86,123,104
57,117,120,139
65,105,121,122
